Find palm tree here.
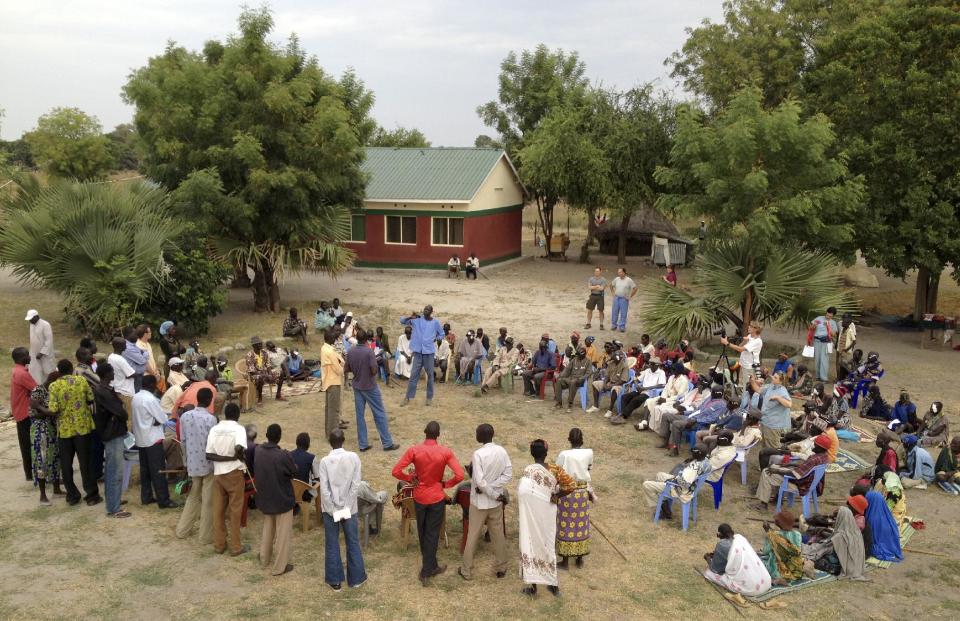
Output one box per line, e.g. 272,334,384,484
0,179,182,336
639,239,858,343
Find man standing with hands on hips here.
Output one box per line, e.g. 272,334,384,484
609,267,637,333
400,305,445,407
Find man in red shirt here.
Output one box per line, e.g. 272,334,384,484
392,421,464,585
10,347,39,481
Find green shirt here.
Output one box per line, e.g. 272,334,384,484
48,375,95,438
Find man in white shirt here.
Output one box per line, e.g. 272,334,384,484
131,375,177,508
205,403,250,556
458,423,512,581
26,309,56,384
609,267,638,333
316,429,366,590
720,321,763,385
175,388,218,544
107,337,137,415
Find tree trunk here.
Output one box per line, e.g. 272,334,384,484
251,266,270,313
913,266,930,321
740,256,754,333
579,205,596,264
617,214,629,265
231,262,251,288
539,195,556,259
268,271,280,312
927,268,941,315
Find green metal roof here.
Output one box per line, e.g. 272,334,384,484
361,147,512,202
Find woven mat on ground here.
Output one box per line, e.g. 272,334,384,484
744,569,838,603
283,379,324,398
826,448,873,474
849,425,878,443
866,521,916,569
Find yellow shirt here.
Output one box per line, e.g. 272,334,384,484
320,343,343,390
585,345,606,367
825,427,839,463
137,338,158,376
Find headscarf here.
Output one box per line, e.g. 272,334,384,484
159,320,174,336
831,507,867,580
864,490,903,562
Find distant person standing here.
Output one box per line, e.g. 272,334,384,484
698,220,707,242
254,424,297,576
317,429,367,590
808,307,838,382
836,312,857,380
458,424,511,581
320,330,344,438
10,347,38,481
584,268,606,330
400,305,445,407
662,264,677,287
345,329,398,452
26,309,55,385
609,267,638,333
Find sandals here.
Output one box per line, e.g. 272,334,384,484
108,511,132,519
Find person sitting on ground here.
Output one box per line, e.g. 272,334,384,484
753,435,831,511
394,325,414,379
874,435,899,472
869,466,907,524
447,254,461,278
456,330,486,384
890,392,918,432
480,337,520,394
760,510,816,585
917,401,949,448
934,437,960,495
587,344,630,418
898,434,935,489
772,352,795,383
622,357,667,427
864,490,903,562
859,384,891,421
315,301,336,333
340,313,358,346
331,298,345,322
282,307,309,345
522,339,556,397
846,491,872,557
789,364,813,397
703,523,772,597
641,444,712,520
552,346,593,411
465,252,480,280
286,349,308,382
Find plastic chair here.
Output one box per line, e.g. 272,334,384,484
736,439,760,485
652,473,709,531
240,475,256,527
399,496,447,550
776,464,827,518
850,370,885,408
472,359,483,385
357,497,385,549
706,460,735,510
121,449,141,492
538,368,558,399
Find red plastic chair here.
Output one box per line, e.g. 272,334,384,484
537,354,562,400
240,475,256,527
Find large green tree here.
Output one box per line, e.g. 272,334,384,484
123,7,365,312
477,44,589,253
655,87,864,325
25,107,114,180
368,126,430,148
805,0,960,318
106,123,141,171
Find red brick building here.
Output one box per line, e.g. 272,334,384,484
346,147,525,269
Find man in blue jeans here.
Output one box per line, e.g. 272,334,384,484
316,428,366,590
609,267,637,333
345,329,399,452
92,362,132,518
400,305,445,406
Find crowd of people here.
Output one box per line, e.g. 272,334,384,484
7,284,955,599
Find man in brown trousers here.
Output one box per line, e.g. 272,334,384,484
458,423,511,581
254,423,297,575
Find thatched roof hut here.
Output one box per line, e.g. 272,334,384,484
595,208,694,264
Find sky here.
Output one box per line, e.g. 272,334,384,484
0,1,726,145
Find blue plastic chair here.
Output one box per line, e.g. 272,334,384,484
472,359,483,385
652,473,709,531
706,460,735,510
850,369,885,408
736,440,760,485
776,464,827,518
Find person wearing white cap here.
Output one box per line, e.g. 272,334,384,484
26,309,56,385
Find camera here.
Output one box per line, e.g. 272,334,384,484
753,363,765,379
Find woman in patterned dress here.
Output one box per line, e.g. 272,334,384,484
29,370,62,505
555,428,594,569
517,439,575,597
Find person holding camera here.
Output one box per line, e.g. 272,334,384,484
720,321,763,385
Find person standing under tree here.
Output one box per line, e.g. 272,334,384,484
317,428,367,590
720,321,763,386
609,267,637,333
808,307,838,382
391,421,464,586
584,267,606,330
25,309,55,385
400,305,445,407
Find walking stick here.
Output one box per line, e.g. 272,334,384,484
693,566,746,617
478,269,490,280
590,519,629,562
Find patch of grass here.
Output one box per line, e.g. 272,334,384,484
936,559,960,587
126,562,174,587
237,602,277,618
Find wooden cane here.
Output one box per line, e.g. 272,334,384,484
693,566,746,617
904,547,951,558
590,519,629,562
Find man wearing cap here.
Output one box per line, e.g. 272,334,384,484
522,339,556,397
480,337,519,394
160,357,189,414
753,435,830,510
586,343,630,417
621,357,666,427
26,309,56,385
554,346,593,411
583,336,605,368
455,330,486,385
609,267,637,333
399,305,446,406
245,336,277,406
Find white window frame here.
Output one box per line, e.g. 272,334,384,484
384,215,417,245
348,213,366,243
430,216,465,247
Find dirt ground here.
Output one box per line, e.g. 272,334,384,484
0,240,958,621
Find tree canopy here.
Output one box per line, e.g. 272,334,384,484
368,126,430,148
25,107,113,180
123,7,366,311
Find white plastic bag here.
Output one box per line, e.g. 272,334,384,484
802,345,815,358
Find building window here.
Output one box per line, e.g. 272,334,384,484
432,217,464,246
386,215,417,245
349,214,366,242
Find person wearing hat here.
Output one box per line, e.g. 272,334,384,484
899,434,935,489
583,335,605,368
553,346,593,411
621,356,666,428
760,510,814,585
609,267,637,333
480,336,520,394
753,434,831,511
25,309,56,385
245,336,279,406
641,444,712,520
917,401,949,448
